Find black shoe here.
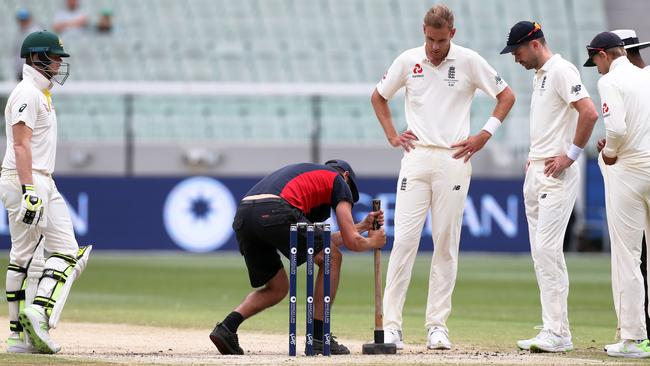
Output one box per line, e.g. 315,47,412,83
209,323,244,355
312,334,350,355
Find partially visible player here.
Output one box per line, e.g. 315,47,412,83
585,31,650,358
501,21,598,352
371,4,515,350
2,30,92,354
610,28,650,342
611,29,650,71
210,160,386,355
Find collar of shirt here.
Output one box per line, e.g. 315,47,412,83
537,53,561,75
421,41,458,66
22,64,53,92
609,56,629,72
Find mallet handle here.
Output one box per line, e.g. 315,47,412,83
371,199,384,341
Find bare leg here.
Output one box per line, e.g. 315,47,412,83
235,268,289,319
314,246,342,320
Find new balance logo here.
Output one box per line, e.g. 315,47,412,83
452,185,461,191
400,177,407,191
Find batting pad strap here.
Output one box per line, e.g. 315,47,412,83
6,290,26,302
50,253,78,266
8,264,27,273
41,269,69,283
10,320,23,332
33,296,56,310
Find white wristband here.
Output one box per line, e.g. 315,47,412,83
481,117,501,136
567,144,583,161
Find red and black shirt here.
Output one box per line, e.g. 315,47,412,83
246,163,354,222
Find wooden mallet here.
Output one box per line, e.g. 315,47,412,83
362,199,397,355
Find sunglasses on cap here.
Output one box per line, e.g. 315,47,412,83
515,22,542,44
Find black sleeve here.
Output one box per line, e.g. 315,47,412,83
330,175,354,210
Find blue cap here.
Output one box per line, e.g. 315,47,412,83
325,159,359,203
16,8,30,21
584,31,625,67
500,21,544,54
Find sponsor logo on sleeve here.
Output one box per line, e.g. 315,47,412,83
18,104,27,113
570,84,582,95
495,75,503,85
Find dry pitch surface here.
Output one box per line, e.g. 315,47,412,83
1,317,642,365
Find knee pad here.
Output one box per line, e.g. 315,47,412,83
34,245,92,328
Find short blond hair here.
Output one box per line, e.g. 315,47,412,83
424,5,454,29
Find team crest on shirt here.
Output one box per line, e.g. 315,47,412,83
411,64,424,78
444,65,458,87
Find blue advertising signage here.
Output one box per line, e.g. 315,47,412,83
0,176,531,252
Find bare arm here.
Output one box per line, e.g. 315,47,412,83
452,87,516,161
492,86,516,123
371,88,418,151
331,201,386,252
543,97,599,176
571,97,599,148
13,122,33,185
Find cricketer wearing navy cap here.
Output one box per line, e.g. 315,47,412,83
500,21,544,54
501,19,599,353
584,31,625,68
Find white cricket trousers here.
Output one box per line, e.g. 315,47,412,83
599,155,650,340
383,146,471,331
0,169,78,266
523,161,578,338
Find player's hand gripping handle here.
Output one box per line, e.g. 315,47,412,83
18,184,44,225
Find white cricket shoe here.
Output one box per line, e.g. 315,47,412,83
6,333,38,353
427,327,451,350
19,305,61,354
517,328,548,350
384,328,404,350
606,339,650,358
529,329,573,353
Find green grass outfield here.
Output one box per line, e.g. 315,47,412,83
0,251,627,363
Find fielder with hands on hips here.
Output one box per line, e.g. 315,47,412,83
371,4,515,350
2,30,92,355
501,21,599,353
586,31,650,358
210,160,386,355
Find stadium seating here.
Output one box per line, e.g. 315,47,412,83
0,0,607,149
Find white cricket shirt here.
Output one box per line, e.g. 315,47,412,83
598,57,650,160
3,64,58,174
376,42,508,148
528,54,590,160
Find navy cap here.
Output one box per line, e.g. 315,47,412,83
16,8,30,21
500,21,544,54
325,159,359,203
584,31,625,67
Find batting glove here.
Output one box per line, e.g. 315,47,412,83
18,184,44,225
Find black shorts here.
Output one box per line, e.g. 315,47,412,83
232,198,322,288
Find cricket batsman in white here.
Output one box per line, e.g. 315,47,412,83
2,30,91,354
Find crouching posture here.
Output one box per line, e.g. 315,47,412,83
3,30,92,354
